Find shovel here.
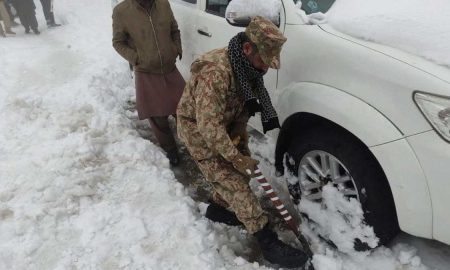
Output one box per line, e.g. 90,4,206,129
253,166,315,269
231,135,314,268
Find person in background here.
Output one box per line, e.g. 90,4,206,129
112,0,184,166
5,0,19,26
39,0,61,27
176,16,308,269
0,0,16,37
10,0,39,35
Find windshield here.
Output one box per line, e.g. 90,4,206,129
294,0,335,14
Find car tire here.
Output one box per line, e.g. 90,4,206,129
286,125,400,247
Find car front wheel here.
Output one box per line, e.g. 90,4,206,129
286,125,400,247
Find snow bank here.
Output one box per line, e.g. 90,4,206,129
0,1,263,269
300,185,378,254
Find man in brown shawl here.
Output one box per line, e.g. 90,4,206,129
112,0,184,165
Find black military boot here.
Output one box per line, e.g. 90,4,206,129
254,224,308,269
205,202,243,226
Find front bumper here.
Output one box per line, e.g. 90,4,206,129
407,130,450,245
370,137,432,240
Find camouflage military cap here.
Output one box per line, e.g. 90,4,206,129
245,16,287,69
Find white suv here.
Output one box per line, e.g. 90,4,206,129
170,0,450,247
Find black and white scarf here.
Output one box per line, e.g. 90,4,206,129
228,32,280,133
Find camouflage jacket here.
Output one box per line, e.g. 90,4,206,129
177,47,249,161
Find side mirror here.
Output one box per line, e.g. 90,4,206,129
225,0,282,27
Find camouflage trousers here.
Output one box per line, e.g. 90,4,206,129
197,156,268,234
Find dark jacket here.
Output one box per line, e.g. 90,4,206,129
112,0,182,74
10,0,35,11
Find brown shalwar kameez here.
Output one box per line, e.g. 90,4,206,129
135,68,184,119
112,0,184,159
135,68,185,153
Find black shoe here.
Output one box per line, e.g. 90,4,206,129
167,149,179,166
254,224,308,269
5,30,15,35
33,29,40,35
25,28,30,34
205,202,243,226
0,33,5,38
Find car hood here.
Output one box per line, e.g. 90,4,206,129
319,24,450,92
322,0,450,87
279,21,450,137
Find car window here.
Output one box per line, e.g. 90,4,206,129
294,0,335,14
206,0,231,17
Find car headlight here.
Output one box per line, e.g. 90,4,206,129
414,91,450,142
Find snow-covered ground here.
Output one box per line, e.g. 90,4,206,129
0,0,450,269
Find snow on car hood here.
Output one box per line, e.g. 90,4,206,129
324,0,450,69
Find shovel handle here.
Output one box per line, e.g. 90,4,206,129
253,168,300,235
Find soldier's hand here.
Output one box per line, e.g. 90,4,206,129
178,53,182,60
231,153,259,178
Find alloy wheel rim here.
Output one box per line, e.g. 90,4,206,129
297,150,360,201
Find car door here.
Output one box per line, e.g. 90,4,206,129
196,0,282,132
170,0,202,78
195,0,238,53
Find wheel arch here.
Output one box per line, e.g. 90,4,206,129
274,82,433,238
275,112,384,179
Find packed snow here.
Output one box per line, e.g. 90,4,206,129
225,0,282,23
0,0,449,269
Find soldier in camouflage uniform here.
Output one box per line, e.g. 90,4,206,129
177,16,307,268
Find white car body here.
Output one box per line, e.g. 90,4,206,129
170,0,450,245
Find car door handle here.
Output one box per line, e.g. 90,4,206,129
197,29,212,37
